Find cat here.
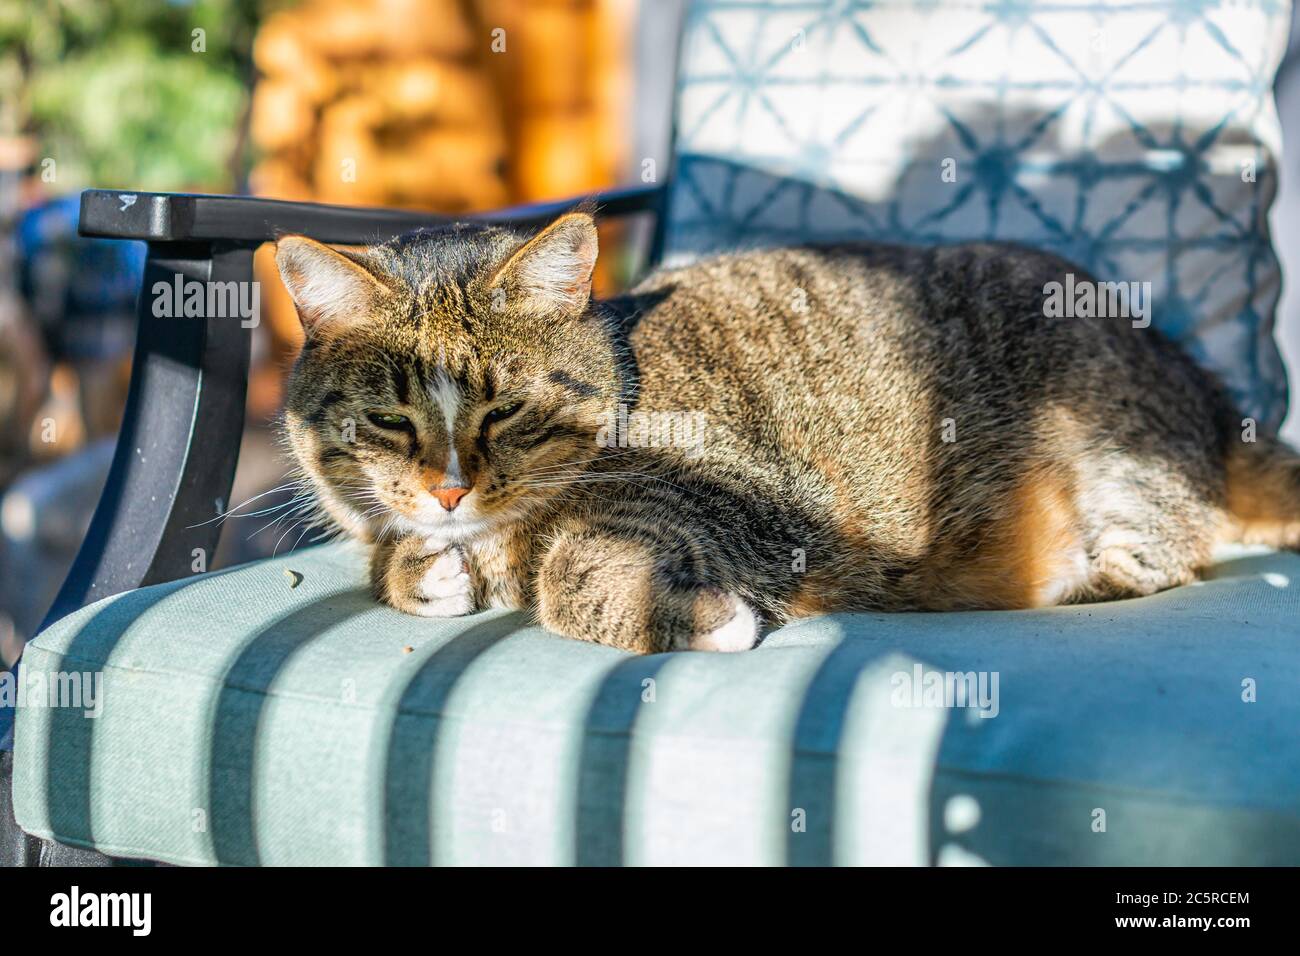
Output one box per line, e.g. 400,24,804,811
275,210,1300,654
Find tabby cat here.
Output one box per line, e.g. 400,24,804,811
275,211,1300,653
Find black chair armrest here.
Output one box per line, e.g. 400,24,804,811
78,184,666,245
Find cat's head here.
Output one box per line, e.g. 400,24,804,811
275,211,620,546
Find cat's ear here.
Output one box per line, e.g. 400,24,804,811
491,212,598,316
275,236,391,334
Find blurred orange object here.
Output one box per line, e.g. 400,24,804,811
250,0,512,214
248,0,635,395
481,0,632,202
249,0,632,212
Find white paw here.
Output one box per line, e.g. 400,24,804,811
689,595,759,652
413,550,474,617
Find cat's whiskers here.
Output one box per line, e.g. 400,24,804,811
239,476,377,548
271,485,376,554
271,516,308,557
187,480,311,529
246,496,322,542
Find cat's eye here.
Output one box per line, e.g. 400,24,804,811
367,411,411,429
482,402,523,429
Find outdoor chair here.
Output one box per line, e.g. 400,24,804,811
3,0,1299,865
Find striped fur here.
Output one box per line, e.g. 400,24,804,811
277,213,1300,653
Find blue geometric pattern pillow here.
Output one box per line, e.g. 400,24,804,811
664,0,1293,429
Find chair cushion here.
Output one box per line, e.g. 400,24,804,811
663,0,1293,429
9,540,1300,865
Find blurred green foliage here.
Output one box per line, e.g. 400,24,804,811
0,0,275,192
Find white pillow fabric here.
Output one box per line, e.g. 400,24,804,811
666,0,1293,428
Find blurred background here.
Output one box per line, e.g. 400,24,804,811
0,0,687,664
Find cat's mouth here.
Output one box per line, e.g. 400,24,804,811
351,480,543,547
385,493,507,547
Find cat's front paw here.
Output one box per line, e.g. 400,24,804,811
411,549,475,617
688,590,759,652
375,540,476,618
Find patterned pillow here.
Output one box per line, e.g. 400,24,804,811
664,0,1293,428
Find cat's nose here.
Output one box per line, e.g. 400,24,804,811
430,486,470,512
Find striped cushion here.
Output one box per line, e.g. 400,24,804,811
11,541,1300,865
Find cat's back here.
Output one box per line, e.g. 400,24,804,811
620,241,1085,435
590,241,1229,615
612,240,1218,494
626,239,1088,369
